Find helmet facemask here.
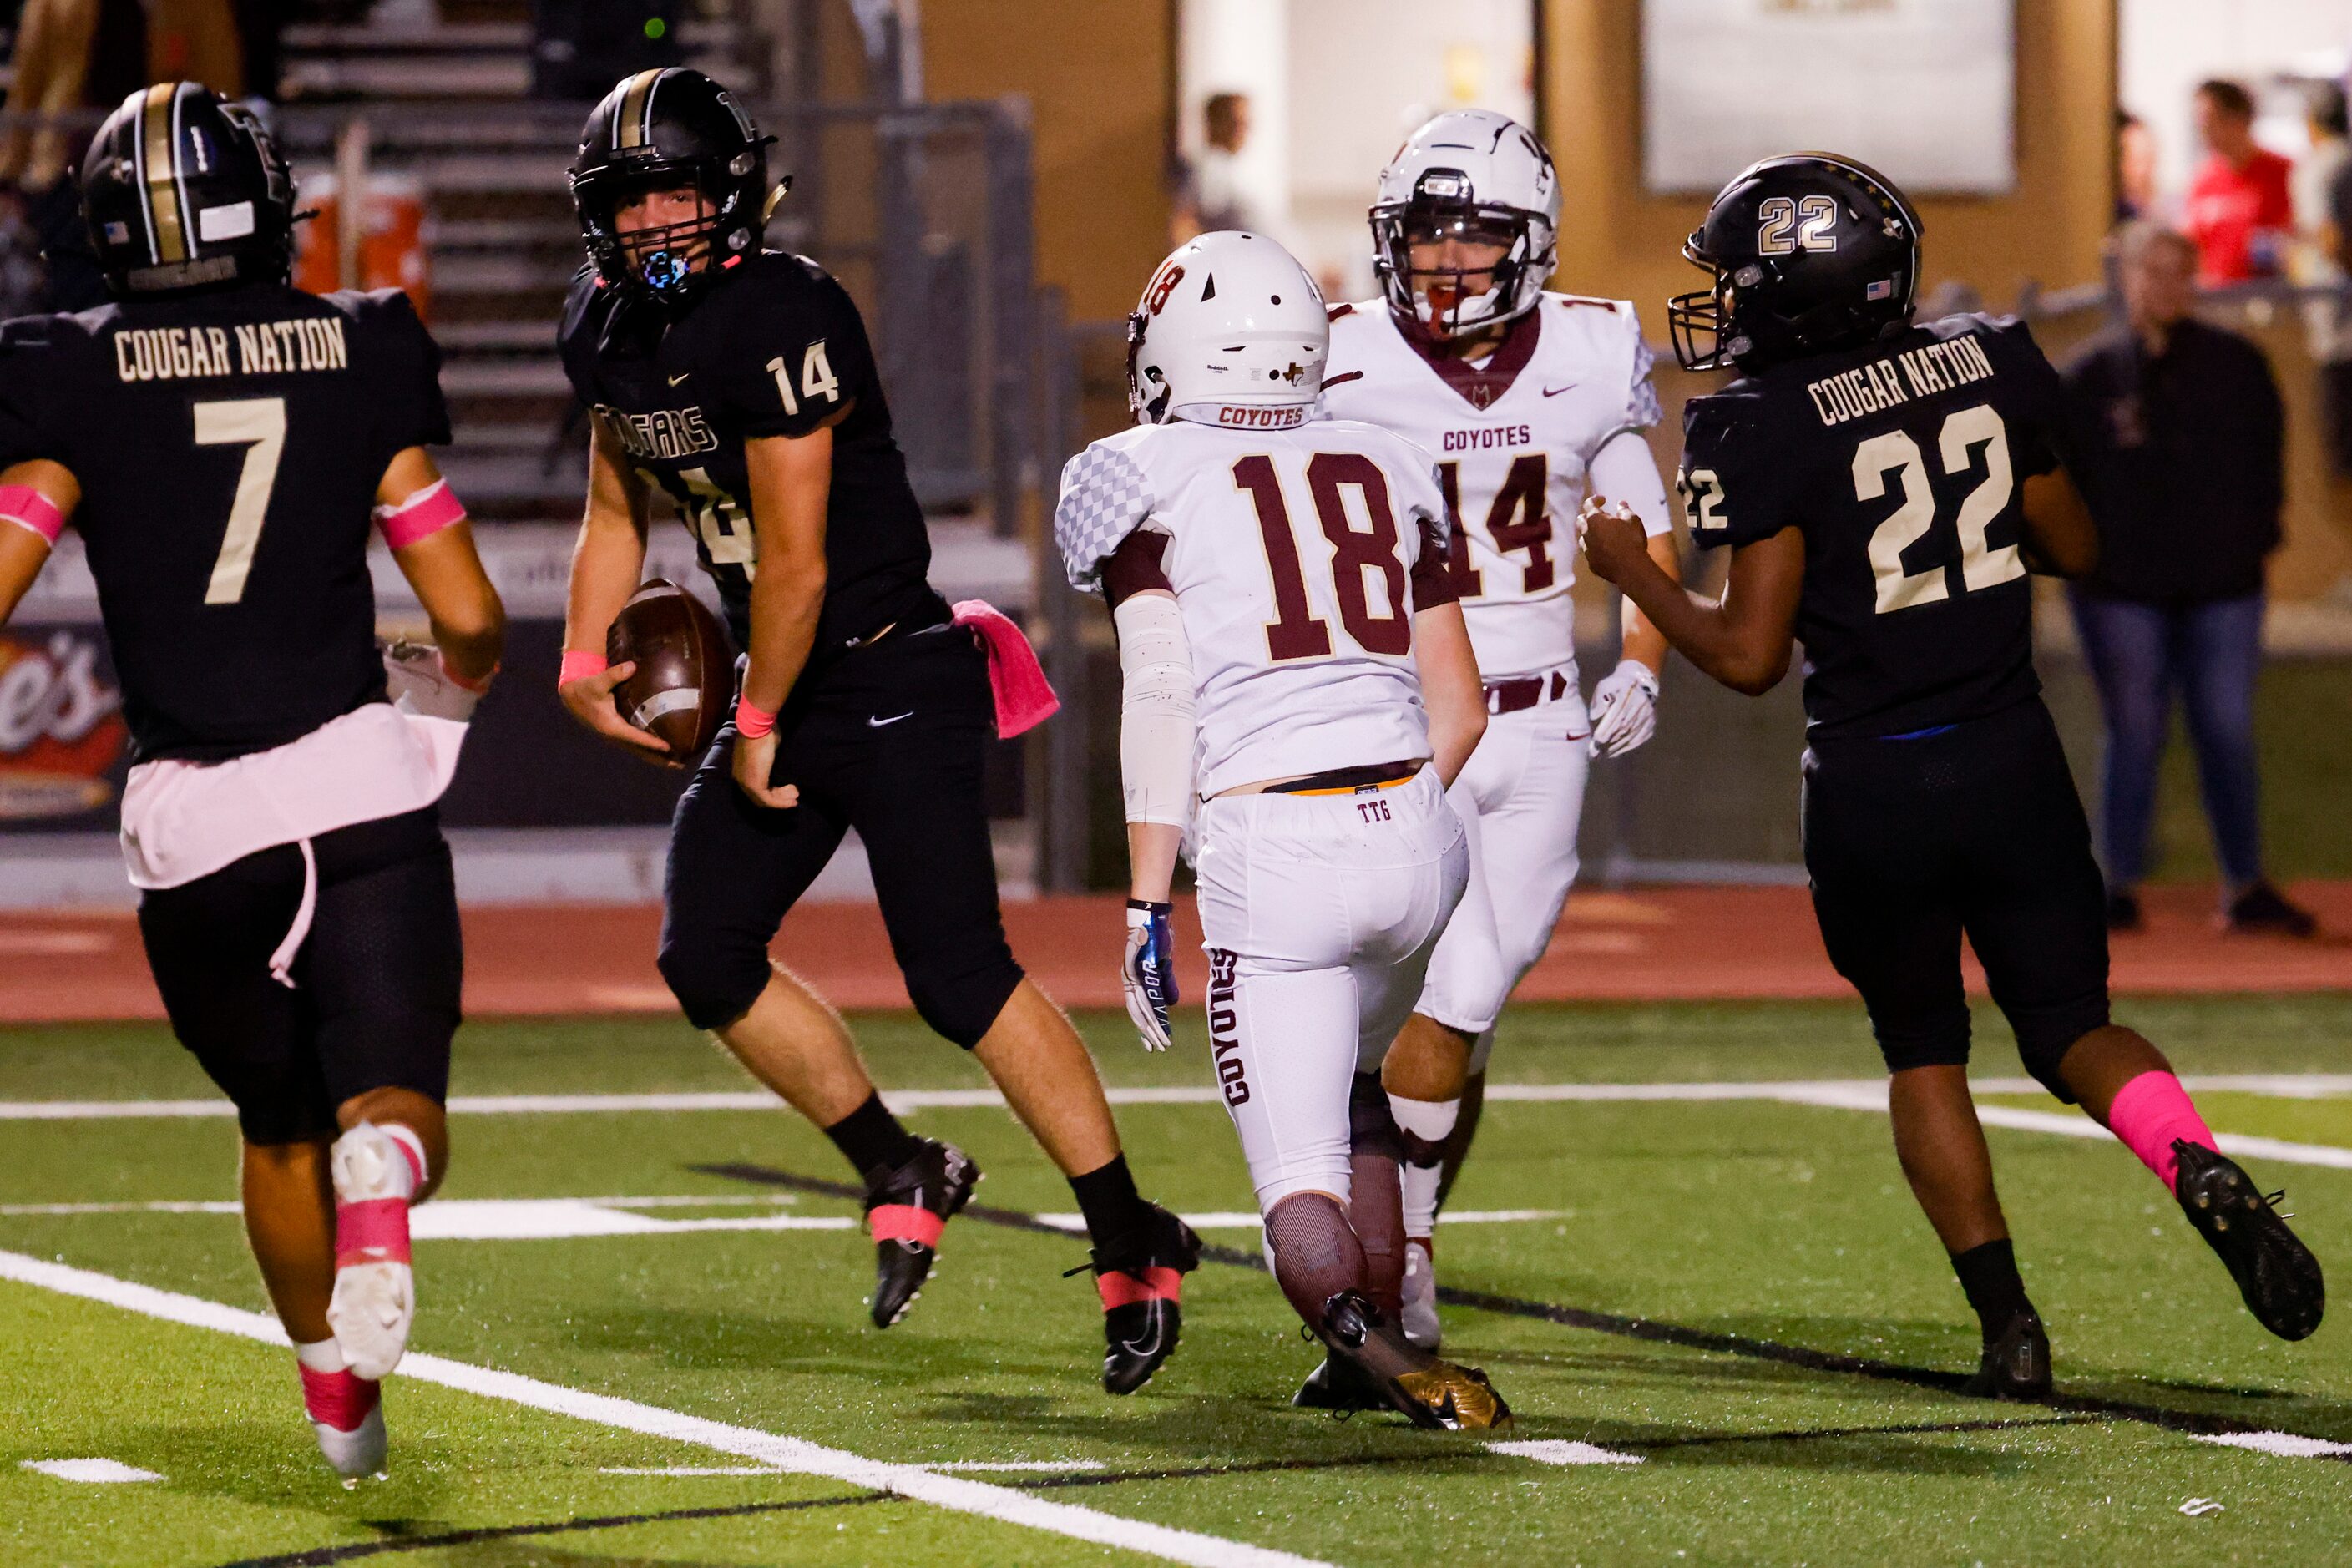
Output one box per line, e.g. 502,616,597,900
574,152,758,306
1668,241,1765,372
1373,190,1547,340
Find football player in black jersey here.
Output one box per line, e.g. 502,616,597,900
0,84,505,1477
552,68,1198,1392
1581,154,2322,1394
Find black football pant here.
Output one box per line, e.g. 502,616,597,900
658,621,1024,1046
1803,698,2111,1100
138,807,462,1145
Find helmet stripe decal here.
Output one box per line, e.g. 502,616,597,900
616,69,660,151
139,83,188,266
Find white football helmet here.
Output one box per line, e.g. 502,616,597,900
1126,230,1327,427
1372,109,1561,339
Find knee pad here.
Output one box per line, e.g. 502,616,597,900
656,930,772,1033
2007,995,2112,1104
902,948,1024,1050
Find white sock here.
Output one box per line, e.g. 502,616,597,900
341,1120,426,1201
1388,1095,1459,1239
296,1337,348,1374
380,1123,427,1196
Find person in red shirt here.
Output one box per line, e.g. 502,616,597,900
2183,78,2294,281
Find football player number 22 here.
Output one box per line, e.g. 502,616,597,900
1854,402,2021,615
195,397,287,605
1232,453,1411,661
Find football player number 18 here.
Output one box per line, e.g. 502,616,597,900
1232,452,1412,662
195,397,287,605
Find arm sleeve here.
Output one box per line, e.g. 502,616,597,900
367,290,453,452
1113,590,1196,827
708,271,873,440
1587,428,1672,538
1054,443,1159,594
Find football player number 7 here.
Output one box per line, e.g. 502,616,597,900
195,397,287,605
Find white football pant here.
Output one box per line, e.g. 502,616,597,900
1194,768,1469,1212
1397,700,1591,1070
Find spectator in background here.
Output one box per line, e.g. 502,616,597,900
1171,91,1265,242
2183,78,2294,282
2062,222,2315,938
0,0,156,311
2117,109,2158,223
2324,84,2352,474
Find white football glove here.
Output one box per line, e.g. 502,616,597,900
382,640,483,723
1587,659,1661,759
1122,899,1177,1050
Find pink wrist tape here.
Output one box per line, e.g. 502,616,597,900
374,478,467,549
0,484,64,545
736,696,776,738
559,649,608,686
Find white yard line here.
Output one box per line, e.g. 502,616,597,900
1771,1084,2352,1171
2192,1431,2352,1459
19,1458,163,1483
1485,1439,1644,1467
0,1249,1333,1568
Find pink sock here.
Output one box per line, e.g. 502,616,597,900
2106,1070,2218,1193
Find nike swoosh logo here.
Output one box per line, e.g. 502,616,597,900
1541,383,1576,397
868,711,914,728
667,372,690,387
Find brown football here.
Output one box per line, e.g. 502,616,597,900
606,578,736,761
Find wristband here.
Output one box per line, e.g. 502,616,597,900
735,695,777,738
0,483,65,545
443,653,497,695
559,649,607,686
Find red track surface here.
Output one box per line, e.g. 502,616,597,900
3,883,2349,1025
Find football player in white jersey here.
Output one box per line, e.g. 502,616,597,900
1055,230,1511,1429
1322,110,1684,1351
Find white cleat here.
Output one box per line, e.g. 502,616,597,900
1401,1239,1442,1351
301,1363,387,1483
327,1123,417,1380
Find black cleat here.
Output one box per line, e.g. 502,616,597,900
1962,1309,2052,1400
862,1139,979,1328
1090,1202,1201,1394
1317,1290,1512,1431
2173,1141,2325,1341
1292,1352,1388,1414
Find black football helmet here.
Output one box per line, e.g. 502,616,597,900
81,83,296,298
1668,153,1923,372
569,67,781,306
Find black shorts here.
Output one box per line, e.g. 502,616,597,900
137,806,462,1145
1802,697,2110,1098
659,621,1024,1045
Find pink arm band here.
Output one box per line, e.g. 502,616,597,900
374,478,467,549
559,649,608,686
736,696,776,738
0,484,65,545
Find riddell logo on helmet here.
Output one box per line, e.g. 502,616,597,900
1212,406,1308,429
0,630,126,820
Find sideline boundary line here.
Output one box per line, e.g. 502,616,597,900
0,1250,1333,1568
701,1162,2349,1449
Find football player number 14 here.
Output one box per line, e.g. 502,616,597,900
195,397,287,605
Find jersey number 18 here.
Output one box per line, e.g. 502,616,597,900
1232,453,1411,662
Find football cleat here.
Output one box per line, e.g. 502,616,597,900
326,1123,417,1381
1317,1289,1512,1431
1292,1352,1388,1414
1399,1239,1441,1351
863,1139,979,1328
2172,1141,2325,1341
301,1363,387,1484
1092,1202,1202,1394
1961,1309,2051,1401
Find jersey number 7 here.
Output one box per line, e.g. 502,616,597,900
196,397,288,605
1232,453,1411,661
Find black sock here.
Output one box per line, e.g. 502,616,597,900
1950,1238,2034,1339
1068,1153,1151,1264
824,1092,922,1183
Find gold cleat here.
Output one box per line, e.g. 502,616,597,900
1396,1361,1514,1431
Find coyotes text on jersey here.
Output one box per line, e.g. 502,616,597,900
1056,415,1454,797
1320,293,1667,680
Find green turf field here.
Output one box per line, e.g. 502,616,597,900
4,996,2350,1566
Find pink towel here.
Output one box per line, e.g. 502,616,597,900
952,599,1060,737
